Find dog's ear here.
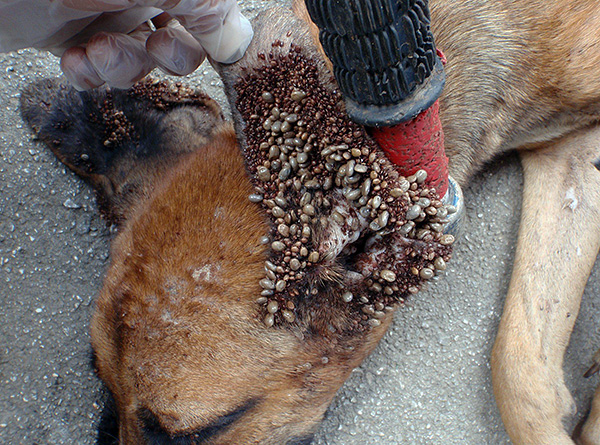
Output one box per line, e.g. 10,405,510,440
20,78,225,224
215,6,452,334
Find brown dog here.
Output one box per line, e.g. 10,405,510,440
18,0,600,444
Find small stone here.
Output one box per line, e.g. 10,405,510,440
354,163,368,173
368,196,381,210
399,178,410,192
399,221,415,235
63,198,80,209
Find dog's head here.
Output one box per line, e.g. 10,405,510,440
90,124,393,443
90,3,451,443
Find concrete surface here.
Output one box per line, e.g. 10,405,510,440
1,1,600,444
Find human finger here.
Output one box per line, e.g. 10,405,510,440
85,31,154,89
60,46,106,91
146,21,206,75
166,0,253,64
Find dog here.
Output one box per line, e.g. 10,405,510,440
16,0,600,443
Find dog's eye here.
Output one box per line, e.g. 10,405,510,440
138,399,258,444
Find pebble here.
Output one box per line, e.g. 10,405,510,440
62,198,80,209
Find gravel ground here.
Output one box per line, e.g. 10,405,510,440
1,1,600,444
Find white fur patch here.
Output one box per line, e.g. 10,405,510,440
192,264,221,282
564,187,578,211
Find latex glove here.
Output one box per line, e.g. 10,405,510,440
0,0,253,90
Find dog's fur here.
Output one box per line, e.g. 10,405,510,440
18,0,600,443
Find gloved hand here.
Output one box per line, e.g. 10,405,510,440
0,0,253,90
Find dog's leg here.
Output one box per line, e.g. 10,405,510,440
491,126,600,444
579,382,600,444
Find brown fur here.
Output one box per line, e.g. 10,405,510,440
19,0,600,443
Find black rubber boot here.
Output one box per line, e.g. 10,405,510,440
304,0,445,126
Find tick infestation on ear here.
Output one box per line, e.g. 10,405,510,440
234,43,454,330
